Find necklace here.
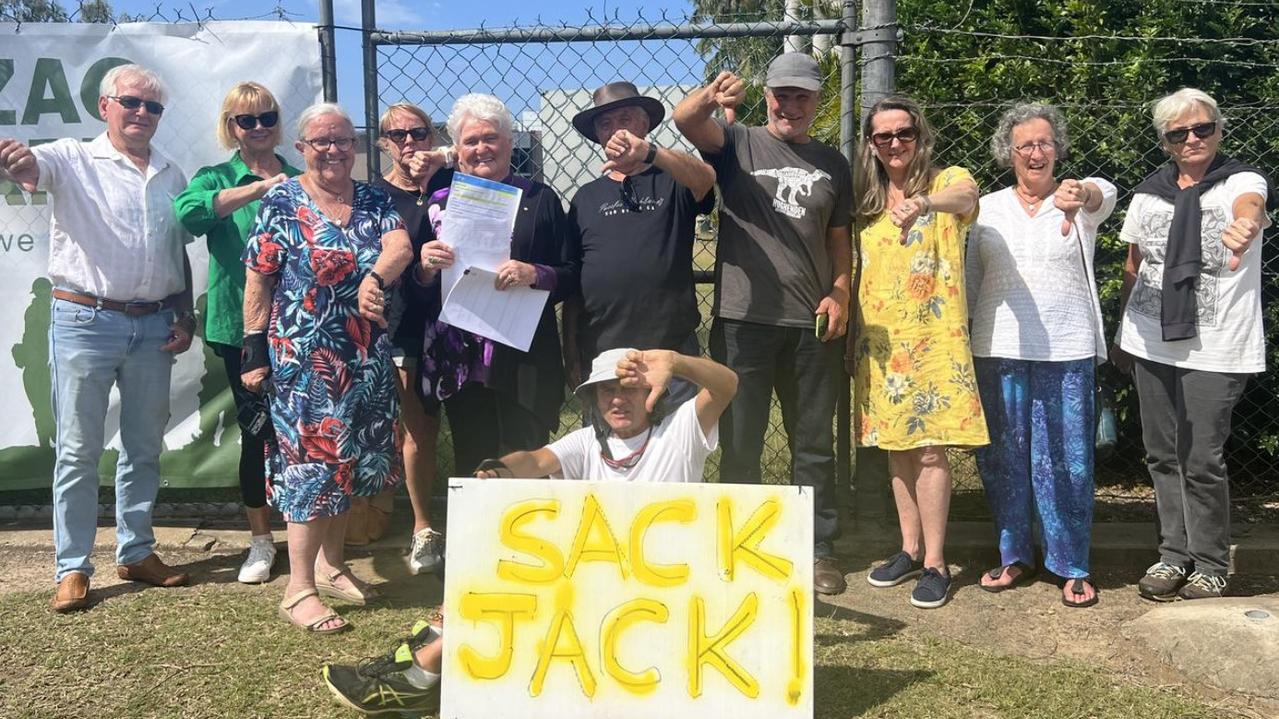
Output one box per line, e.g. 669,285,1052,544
1014,184,1055,215
600,427,653,471
302,175,352,226
385,170,425,206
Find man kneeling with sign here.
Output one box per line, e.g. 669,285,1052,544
322,348,738,715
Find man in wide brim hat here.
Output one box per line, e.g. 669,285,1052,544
571,81,667,144
560,82,717,411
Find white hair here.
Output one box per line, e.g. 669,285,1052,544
446,93,514,143
295,102,353,139
990,102,1070,168
1151,88,1224,135
100,64,167,103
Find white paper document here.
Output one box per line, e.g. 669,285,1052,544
438,173,524,295
439,267,549,352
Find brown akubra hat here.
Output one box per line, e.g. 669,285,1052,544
570,82,666,144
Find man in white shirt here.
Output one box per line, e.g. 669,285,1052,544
321,347,737,716
0,64,196,612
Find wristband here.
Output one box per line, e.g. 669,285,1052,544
643,143,658,165
175,310,196,326
475,458,511,477
369,270,386,290
241,331,270,374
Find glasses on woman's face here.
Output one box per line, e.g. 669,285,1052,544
1013,140,1055,157
233,111,279,130
302,136,356,152
109,95,165,115
870,127,918,147
384,127,431,144
1163,121,1217,145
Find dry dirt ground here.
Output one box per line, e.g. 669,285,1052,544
2,522,1277,718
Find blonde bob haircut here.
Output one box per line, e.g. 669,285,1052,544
217,82,283,150
1151,87,1224,137
855,95,937,222
379,102,434,136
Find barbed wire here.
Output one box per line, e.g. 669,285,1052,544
898,53,1279,70
3,1,304,32
909,23,1279,46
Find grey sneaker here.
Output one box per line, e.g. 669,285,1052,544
1177,571,1227,600
867,551,924,588
1138,561,1187,602
408,528,444,575
237,537,276,584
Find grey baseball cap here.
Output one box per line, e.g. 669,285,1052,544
765,52,822,91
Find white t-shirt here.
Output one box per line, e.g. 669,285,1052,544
33,133,192,302
967,178,1117,362
547,399,717,483
1117,171,1270,373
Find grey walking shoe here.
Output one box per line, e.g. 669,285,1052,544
1177,571,1227,600
1137,561,1187,602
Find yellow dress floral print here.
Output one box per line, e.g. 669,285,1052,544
853,166,989,450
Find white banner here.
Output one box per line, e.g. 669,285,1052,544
0,22,323,488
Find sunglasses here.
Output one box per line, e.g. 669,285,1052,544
233,111,279,130
620,176,640,212
109,95,165,115
302,136,356,152
870,127,918,147
1163,121,1217,144
384,127,431,143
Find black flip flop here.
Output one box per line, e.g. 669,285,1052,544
979,561,1038,593
1061,577,1099,608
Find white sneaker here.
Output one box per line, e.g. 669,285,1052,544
238,537,277,584
408,528,444,575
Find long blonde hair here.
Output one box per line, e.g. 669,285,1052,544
854,95,937,222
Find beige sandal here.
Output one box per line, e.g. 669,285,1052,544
278,588,350,634
315,568,382,606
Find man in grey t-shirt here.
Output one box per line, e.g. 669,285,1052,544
674,52,853,596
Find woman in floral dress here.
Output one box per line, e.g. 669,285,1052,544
852,96,984,609
241,103,413,633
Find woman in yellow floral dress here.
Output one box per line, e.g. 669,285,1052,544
852,96,985,609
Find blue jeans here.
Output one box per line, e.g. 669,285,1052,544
710,318,842,555
49,298,175,581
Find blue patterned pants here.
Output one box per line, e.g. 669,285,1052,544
974,357,1095,579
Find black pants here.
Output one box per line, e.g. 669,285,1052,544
710,318,842,555
444,383,549,477
212,342,269,509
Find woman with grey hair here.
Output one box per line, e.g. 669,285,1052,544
240,102,414,633
411,93,577,476
966,102,1117,607
1114,88,1271,602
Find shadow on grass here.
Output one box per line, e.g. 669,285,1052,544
814,600,907,643
814,664,934,718
85,552,246,608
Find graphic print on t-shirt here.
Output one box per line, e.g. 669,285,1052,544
750,166,832,219
596,194,667,217
1129,206,1228,328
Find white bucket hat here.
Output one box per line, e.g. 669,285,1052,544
573,347,638,400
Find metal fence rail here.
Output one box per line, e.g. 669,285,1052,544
364,4,1279,523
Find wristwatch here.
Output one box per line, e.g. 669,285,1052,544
175,310,196,326
369,270,386,289
643,143,658,165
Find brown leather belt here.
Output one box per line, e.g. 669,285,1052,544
53,289,173,316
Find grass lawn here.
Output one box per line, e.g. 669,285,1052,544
0,584,1231,719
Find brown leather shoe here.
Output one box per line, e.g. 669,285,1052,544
117,553,190,587
814,556,848,596
51,571,90,612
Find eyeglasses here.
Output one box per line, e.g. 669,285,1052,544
870,127,919,147
301,136,356,152
620,176,640,212
1013,141,1055,157
1163,121,1217,145
109,95,165,115
384,127,431,143
233,111,279,130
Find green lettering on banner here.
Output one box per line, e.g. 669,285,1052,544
22,58,78,125
80,57,132,122
0,59,14,125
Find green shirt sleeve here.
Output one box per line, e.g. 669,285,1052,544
173,165,229,237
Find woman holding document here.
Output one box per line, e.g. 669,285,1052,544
413,93,578,475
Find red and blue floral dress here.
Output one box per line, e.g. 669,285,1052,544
242,178,405,522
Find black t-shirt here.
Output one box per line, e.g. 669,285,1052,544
375,168,454,352
569,167,715,360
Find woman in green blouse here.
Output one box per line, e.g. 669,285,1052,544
174,81,300,584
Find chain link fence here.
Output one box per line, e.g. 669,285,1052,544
370,8,1279,523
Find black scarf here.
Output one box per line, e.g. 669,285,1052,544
1132,154,1272,341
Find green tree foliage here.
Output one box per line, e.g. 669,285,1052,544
1,0,112,22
